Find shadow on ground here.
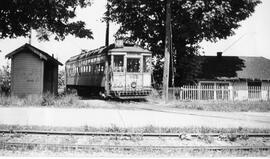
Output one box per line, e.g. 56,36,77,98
79,94,148,103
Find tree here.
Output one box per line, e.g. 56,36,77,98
0,63,11,96
58,68,65,89
108,0,261,86
0,0,93,41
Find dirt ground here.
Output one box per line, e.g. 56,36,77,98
0,99,270,129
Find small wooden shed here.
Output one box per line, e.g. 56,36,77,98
5,43,63,97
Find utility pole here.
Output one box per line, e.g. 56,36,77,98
104,1,110,97
105,5,110,47
162,0,172,103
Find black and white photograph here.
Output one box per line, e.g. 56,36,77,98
0,0,270,157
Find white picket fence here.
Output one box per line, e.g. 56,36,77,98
168,85,270,101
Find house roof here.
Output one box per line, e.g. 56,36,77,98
198,55,270,81
5,43,63,66
66,43,151,63
236,56,270,80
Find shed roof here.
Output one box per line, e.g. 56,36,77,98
5,43,63,66
198,55,270,81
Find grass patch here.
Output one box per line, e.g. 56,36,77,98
170,100,270,112
1,124,270,134
0,145,269,157
147,94,270,112
0,93,82,107
1,92,270,112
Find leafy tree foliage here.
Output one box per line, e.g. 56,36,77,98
0,63,11,96
58,69,65,89
108,0,260,86
0,0,93,41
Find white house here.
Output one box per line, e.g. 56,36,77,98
197,53,270,101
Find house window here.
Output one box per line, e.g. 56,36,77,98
127,58,140,72
248,81,262,99
200,83,214,100
216,83,229,100
200,82,229,100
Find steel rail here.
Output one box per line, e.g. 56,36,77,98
0,130,270,138
0,142,270,151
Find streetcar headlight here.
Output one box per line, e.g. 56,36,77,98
131,82,137,89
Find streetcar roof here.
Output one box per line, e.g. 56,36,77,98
109,46,151,54
66,44,151,63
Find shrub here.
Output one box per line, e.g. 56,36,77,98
0,93,81,107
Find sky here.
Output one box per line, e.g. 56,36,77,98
0,0,269,68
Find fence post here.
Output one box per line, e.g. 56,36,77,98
229,85,233,101
267,86,270,101
221,86,224,100
197,85,200,100
180,87,183,100
214,84,217,100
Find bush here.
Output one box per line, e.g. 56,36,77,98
0,93,81,107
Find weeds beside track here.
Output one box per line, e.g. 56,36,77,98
0,129,269,156
1,142,270,151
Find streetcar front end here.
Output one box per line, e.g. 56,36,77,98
109,45,152,99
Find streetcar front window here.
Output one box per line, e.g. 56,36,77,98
113,55,124,72
143,56,151,72
127,58,140,73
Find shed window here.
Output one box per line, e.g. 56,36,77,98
127,58,140,72
113,55,124,72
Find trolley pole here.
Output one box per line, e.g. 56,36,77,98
28,28,32,45
162,0,172,103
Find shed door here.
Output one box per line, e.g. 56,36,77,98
43,63,54,94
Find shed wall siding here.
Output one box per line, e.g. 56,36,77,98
11,52,43,96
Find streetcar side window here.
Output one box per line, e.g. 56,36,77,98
100,63,105,73
143,56,151,72
89,65,92,73
76,67,80,74
127,58,140,73
113,55,124,72
96,64,100,74
93,65,96,74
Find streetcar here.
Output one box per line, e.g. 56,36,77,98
65,40,152,98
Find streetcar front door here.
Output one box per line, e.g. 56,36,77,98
111,55,125,91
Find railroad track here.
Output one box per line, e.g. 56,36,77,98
0,130,269,153
1,129,270,138
0,142,270,151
